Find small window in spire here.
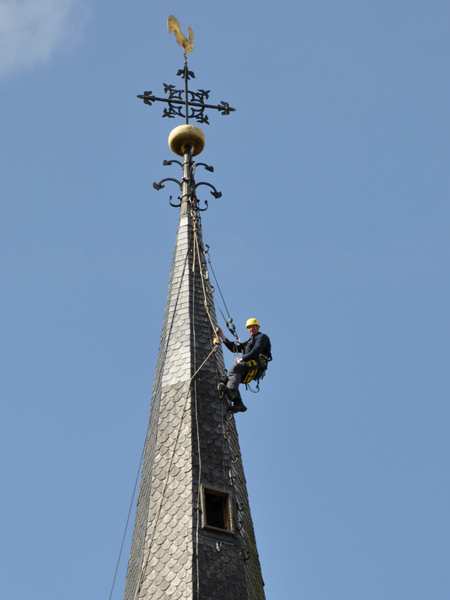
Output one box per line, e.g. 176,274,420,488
201,487,233,533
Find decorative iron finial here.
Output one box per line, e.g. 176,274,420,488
137,16,234,126
137,17,235,211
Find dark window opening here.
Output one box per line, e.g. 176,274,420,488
202,488,232,532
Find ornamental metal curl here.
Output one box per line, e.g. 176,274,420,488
153,159,222,211
195,181,222,200
152,177,182,208
194,162,214,173
193,194,208,212
163,159,183,168
190,181,222,212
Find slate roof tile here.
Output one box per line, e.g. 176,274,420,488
124,207,265,600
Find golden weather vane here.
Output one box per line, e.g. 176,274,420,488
167,15,194,55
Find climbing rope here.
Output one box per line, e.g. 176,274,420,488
192,216,217,335
204,244,239,341
245,381,262,393
107,443,145,600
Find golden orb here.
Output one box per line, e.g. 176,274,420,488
168,124,205,156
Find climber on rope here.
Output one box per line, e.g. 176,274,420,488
217,317,272,413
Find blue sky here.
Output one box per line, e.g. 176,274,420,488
1,1,449,599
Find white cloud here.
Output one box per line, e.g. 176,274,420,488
0,0,82,76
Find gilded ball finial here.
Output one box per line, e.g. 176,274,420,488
168,124,205,156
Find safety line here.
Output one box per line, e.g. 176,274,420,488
204,247,233,324
107,442,145,600
192,217,217,335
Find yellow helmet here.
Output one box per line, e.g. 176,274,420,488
245,317,260,329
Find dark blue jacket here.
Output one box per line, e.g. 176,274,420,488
224,332,272,363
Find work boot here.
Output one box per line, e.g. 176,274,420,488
227,390,247,413
230,399,247,413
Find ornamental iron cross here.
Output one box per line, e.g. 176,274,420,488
137,16,235,125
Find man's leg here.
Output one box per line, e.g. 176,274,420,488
225,364,248,412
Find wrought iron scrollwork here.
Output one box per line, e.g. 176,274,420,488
163,159,183,168
217,101,234,116
152,176,182,208
152,158,222,212
194,181,222,211
140,91,155,106
195,182,222,199
137,62,235,126
138,47,235,210
176,67,195,80
194,162,214,173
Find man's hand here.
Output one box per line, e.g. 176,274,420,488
216,327,225,341
235,357,242,364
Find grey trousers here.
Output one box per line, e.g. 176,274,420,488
226,363,250,391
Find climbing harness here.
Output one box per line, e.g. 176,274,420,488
242,353,272,390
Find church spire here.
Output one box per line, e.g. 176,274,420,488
124,18,265,600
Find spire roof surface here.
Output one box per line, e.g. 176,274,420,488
124,198,265,599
